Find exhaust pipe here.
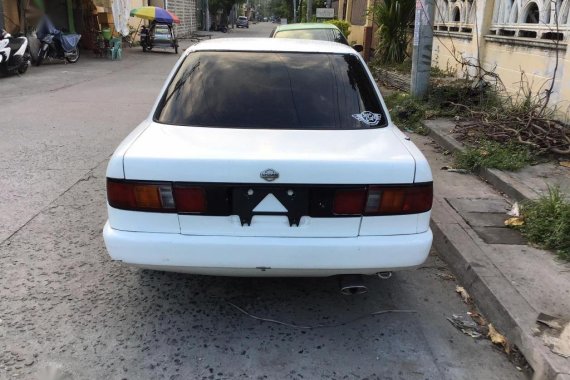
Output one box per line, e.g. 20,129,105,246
339,275,368,295
377,271,392,280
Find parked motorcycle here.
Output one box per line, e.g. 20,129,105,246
209,22,228,33
35,16,81,66
0,29,30,75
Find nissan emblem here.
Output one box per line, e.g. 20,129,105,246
260,169,279,182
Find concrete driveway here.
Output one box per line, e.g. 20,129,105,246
0,22,525,380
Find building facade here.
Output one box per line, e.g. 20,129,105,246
2,0,197,38
151,0,197,36
432,0,570,104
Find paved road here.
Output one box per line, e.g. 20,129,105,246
0,23,524,380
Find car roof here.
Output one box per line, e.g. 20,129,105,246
188,38,356,54
275,23,340,31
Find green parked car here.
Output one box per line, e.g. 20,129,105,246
270,23,363,52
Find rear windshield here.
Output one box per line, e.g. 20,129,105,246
274,29,331,41
155,51,385,129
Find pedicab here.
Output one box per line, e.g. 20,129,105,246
130,6,180,53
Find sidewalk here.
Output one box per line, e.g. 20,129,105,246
412,127,570,379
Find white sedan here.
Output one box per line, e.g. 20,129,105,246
103,38,433,278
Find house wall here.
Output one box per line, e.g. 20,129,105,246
167,0,197,37
2,0,20,33
432,0,570,105
337,0,373,45
128,0,146,29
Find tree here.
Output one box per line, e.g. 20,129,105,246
369,0,415,64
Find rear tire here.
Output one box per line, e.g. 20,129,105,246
18,57,29,74
35,49,46,66
65,48,80,63
142,45,147,52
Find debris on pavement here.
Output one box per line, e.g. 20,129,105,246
440,166,469,174
436,272,456,281
560,161,570,168
543,324,570,358
504,217,524,227
505,202,524,226
455,285,471,304
488,323,510,353
536,313,570,358
219,298,417,330
507,202,521,217
537,313,566,330
447,313,484,339
467,310,488,327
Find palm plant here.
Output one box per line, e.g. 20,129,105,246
370,0,415,64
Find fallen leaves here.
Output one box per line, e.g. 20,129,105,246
488,323,511,354
504,217,525,226
456,285,471,304
560,161,570,168
488,323,506,345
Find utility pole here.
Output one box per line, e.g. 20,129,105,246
306,0,312,21
293,0,297,23
410,0,435,98
0,0,4,30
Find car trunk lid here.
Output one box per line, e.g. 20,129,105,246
123,123,416,237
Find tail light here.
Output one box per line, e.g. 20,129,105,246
107,179,207,213
333,188,366,215
333,183,432,215
107,180,176,212
108,178,432,216
173,186,206,213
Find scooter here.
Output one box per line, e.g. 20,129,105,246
209,22,228,33
35,16,81,66
0,29,30,75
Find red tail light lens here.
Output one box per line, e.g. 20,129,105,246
402,184,433,213
107,180,175,211
173,186,207,213
107,180,137,209
365,184,432,215
333,188,366,215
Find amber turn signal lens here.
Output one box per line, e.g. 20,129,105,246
134,185,162,209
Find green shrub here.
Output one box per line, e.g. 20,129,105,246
383,92,428,134
454,140,532,172
324,19,351,38
520,187,570,261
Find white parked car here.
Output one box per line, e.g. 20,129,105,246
103,38,433,279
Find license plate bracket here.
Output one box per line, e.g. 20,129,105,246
232,187,309,227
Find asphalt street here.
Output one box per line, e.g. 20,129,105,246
0,23,525,380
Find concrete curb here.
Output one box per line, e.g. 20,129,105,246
431,200,570,380
424,120,570,379
424,120,539,201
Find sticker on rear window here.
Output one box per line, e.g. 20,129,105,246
352,111,382,126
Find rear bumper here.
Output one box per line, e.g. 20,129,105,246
103,222,432,277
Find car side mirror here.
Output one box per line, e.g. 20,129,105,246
352,44,364,52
